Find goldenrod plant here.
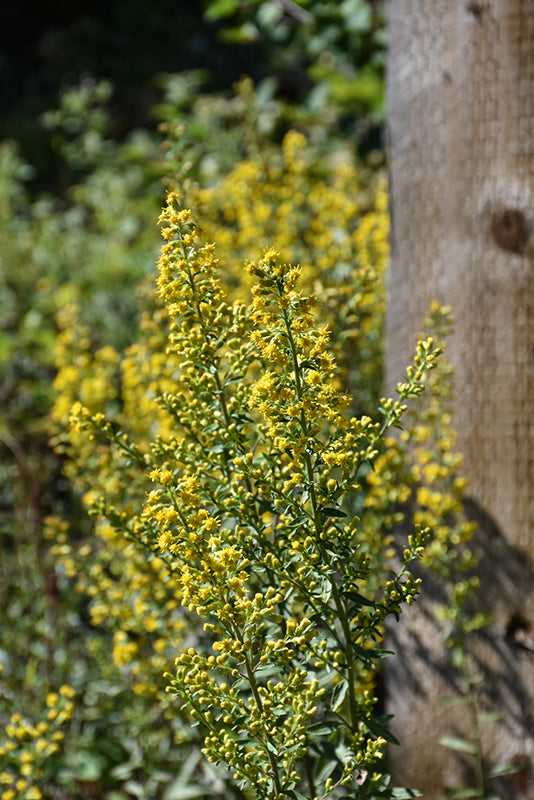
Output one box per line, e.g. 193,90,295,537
0,683,75,800
52,193,445,799
50,125,390,724
42,110,391,796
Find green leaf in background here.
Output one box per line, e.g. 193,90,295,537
67,750,107,782
440,736,477,755
378,787,423,799
204,0,241,22
218,22,259,44
488,761,523,778
477,710,502,723
339,0,372,33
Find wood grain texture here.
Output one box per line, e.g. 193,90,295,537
386,1,534,796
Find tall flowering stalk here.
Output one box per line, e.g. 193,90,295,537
67,194,440,799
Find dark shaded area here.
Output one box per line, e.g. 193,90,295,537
386,498,534,799
0,1,258,116
0,1,261,186
0,1,386,193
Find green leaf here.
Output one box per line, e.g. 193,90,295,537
266,740,279,756
365,715,399,745
306,720,339,738
71,751,106,781
445,789,483,799
307,735,339,762
164,782,207,800
341,589,375,607
287,513,311,528
488,762,523,778
351,641,374,669
123,781,146,799
0,332,14,364
320,576,333,603
320,506,347,519
372,647,394,661
440,695,469,709
218,22,258,44
331,679,348,711
257,498,277,514
339,0,372,32
439,736,477,754
477,710,502,723
309,610,327,626
376,784,422,800
233,412,253,423
205,0,240,22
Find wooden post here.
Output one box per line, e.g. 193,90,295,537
386,2,534,797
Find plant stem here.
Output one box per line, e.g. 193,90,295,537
462,657,487,798
243,652,284,797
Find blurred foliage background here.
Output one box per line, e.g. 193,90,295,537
0,0,385,190
0,2,388,798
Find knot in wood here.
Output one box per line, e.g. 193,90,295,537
467,1,485,17
490,207,531,255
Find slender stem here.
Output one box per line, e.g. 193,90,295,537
461,656,487,798
243,653,283,796
305,753,317,798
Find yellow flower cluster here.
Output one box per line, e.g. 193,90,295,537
0,686,74,800
48,115,468,798
362,303,478,625
189,129,389,412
